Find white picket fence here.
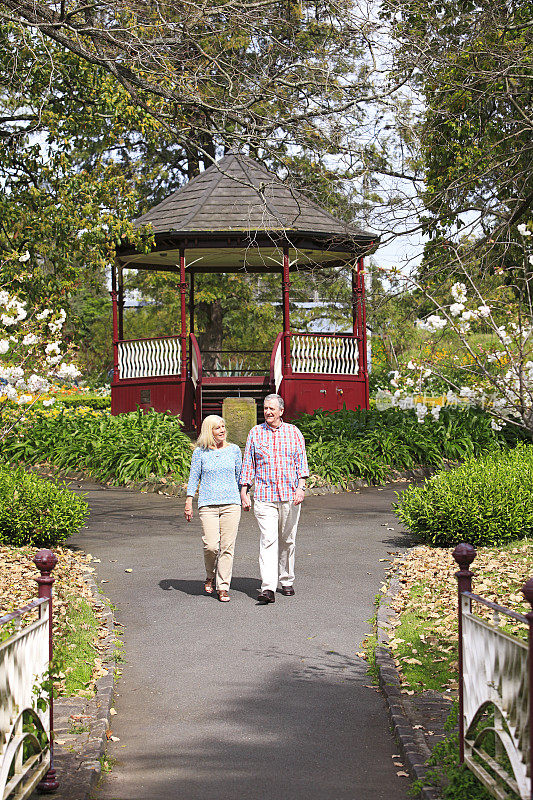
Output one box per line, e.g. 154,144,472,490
118,336,181,380
291,335,359,375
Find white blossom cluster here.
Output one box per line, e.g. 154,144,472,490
0,283,81,418
385,264,533,428
417,314,447,332
0,290,27,326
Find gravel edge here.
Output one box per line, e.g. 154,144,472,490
375,570,442,800
82,569,115,795
51,570,116,798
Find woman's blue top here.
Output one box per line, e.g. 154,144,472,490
186,444,242,508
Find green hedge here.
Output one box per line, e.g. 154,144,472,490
295,406,525,485
2,409,193,485
52,395,111,409
394,444,533,546
0,468,89,547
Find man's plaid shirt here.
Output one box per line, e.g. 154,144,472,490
240,422,309,502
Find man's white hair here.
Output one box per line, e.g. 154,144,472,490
264,393,284,410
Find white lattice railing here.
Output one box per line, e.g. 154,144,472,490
462,598,530,799
0,600,51,800
291,335,359,375
118,337,181,380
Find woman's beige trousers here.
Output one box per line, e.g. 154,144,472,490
199,504,241,591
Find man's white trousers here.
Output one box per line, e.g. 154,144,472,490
253,500,301,592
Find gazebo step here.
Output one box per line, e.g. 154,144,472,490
201,382,271,424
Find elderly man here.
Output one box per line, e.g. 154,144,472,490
240,393,309,604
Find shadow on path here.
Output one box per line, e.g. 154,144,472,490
97,652,399,800
159,576,261,599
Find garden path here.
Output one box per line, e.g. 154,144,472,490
69,482,413,800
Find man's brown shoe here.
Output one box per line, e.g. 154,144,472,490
257,590,275,604
280,586,295,596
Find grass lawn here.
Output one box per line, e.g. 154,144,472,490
0,546,110,697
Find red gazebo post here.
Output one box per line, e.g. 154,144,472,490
282,242,292,376
358,255,369,406
118,265,124,341
179,247,187,381
189,269,195,336
351,260,359,339
111,264,119,385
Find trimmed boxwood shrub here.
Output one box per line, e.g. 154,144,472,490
394,444,533,547
0,467,89,547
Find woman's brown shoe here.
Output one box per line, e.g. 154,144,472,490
204,578,215,594
218,590,230,602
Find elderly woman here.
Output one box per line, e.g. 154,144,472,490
184,415,242,602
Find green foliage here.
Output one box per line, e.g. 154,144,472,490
51,396,111,410
395,444,533,546
2,409,193,485
411,704,495,800
54,597,100,697
0,467,88,547
295,406,520,485
385,0,532,247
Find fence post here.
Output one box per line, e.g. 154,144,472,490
521,577,533,800
34,549,59,792
452,542,476,764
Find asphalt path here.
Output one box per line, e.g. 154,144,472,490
68,482,414,800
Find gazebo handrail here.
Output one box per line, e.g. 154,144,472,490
200,348,271,354
117,333,182,344
291,331,360,339
189,333,202,381
270,333,284,392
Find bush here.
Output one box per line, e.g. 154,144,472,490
2,409,193,485
0,467,89,547
394,444,533,546
294,406,526,485
52,395,111,410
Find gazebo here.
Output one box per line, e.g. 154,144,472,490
112,153,378,429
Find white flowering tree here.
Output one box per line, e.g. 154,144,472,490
380,223,533,434
0,251,81,439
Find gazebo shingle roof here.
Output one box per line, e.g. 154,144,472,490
135,153,375,241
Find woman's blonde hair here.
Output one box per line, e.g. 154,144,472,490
196,415,229,450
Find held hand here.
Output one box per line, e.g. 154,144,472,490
241,487,251,509
184,503,193,522
293,487,305,506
